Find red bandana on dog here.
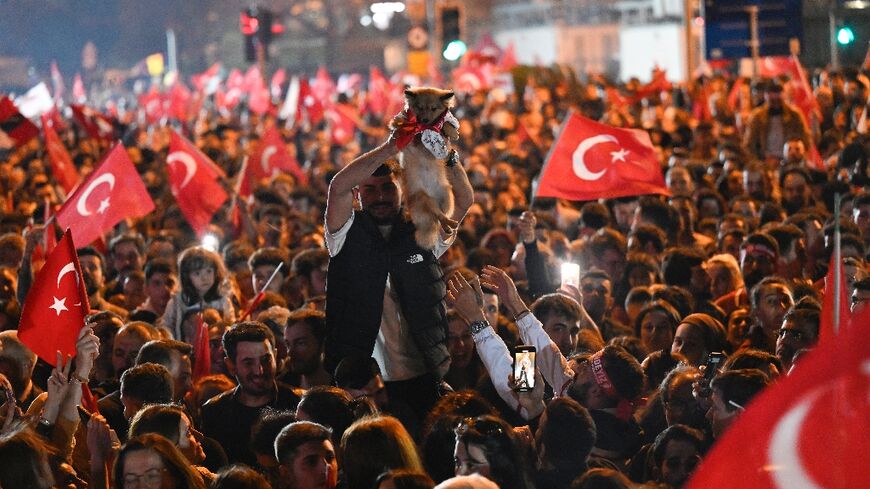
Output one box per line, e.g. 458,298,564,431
392,109,457,159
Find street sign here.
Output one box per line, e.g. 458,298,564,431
704,0,803,60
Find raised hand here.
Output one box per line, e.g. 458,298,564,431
74,325,100,382
517,211,537,244
480,265,527,318
43,351,75,424
446,272,486,325
87,414,119,462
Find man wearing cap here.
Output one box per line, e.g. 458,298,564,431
744,81,811,164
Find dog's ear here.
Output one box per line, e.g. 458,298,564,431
440,90,455,101
404,88,416,99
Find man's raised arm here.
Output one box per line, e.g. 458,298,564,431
325,137,398,233
446,150,474,223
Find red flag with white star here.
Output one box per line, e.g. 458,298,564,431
56,144,155,247
167,130,228,237
18,228,90,366
685,304,870,489
536,112,669,201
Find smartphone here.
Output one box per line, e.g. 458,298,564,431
560,263,580,289
703,352,727,382
513,345,536,392
697,352,726,398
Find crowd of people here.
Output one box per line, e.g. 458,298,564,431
0,59,869,489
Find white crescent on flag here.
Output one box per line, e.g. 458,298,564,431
167,151,198,189
572,135,617,181
261,145,277,173
56,262,79,287
76,173,116,216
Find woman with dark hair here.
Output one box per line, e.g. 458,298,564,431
0,422,56,489
375,469,435,489
341,416,424,489
296,386,376,448
421,391,497,483
671,313,728,367
211,465,272,489
453,415,534,489
634,300,682,353
128,404,214,482
113,434,207,489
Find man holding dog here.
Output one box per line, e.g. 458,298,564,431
323,131,473,427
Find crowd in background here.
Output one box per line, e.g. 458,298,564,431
0,59,868,489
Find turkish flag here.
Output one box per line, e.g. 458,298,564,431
631,68,672,102
325,103,359,146
366,66,392,116
254,126,306,183
70,104,115,141
138,86,168,124
192,312,211,381
239,126,305,197
42,119,80,194
498,42,518,72
56,144,155,247
685,304,870,488
216,69,244,113
18,229,90,366
452,64,492,94
168,81,192,121
167,131,228,236
536,112,669,201
299,78,324,127
311,67,336,102
191,62,222,96
0,96,39,147
244,66,272,115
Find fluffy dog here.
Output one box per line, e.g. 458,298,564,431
389,87,460,250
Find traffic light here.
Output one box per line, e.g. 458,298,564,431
440,6,465,60
837,26,855,46
240,7,276,62
240,8,258,61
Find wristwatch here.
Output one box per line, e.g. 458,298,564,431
446,149,459,168
468,319,490,337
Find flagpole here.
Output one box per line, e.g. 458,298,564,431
239,262,284,321
531,109,573,207
833,193,842,334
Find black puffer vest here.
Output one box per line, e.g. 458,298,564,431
324,210,449,376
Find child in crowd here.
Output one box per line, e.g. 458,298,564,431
162,247,236,342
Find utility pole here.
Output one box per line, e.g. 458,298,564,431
747,5,760,81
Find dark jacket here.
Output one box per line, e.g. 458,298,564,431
324,210,449,376
200,383,300,465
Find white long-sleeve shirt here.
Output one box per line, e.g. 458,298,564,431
474,312,579,419
472,314,551,419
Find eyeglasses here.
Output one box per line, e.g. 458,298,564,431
123,468,167,488
777,329,806,341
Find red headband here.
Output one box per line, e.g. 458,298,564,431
589,350,617,397
741,243,776,261
589,350,635,422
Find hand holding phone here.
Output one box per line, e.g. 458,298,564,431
513,346,537,392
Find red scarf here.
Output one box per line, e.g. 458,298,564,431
393,109,448,149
